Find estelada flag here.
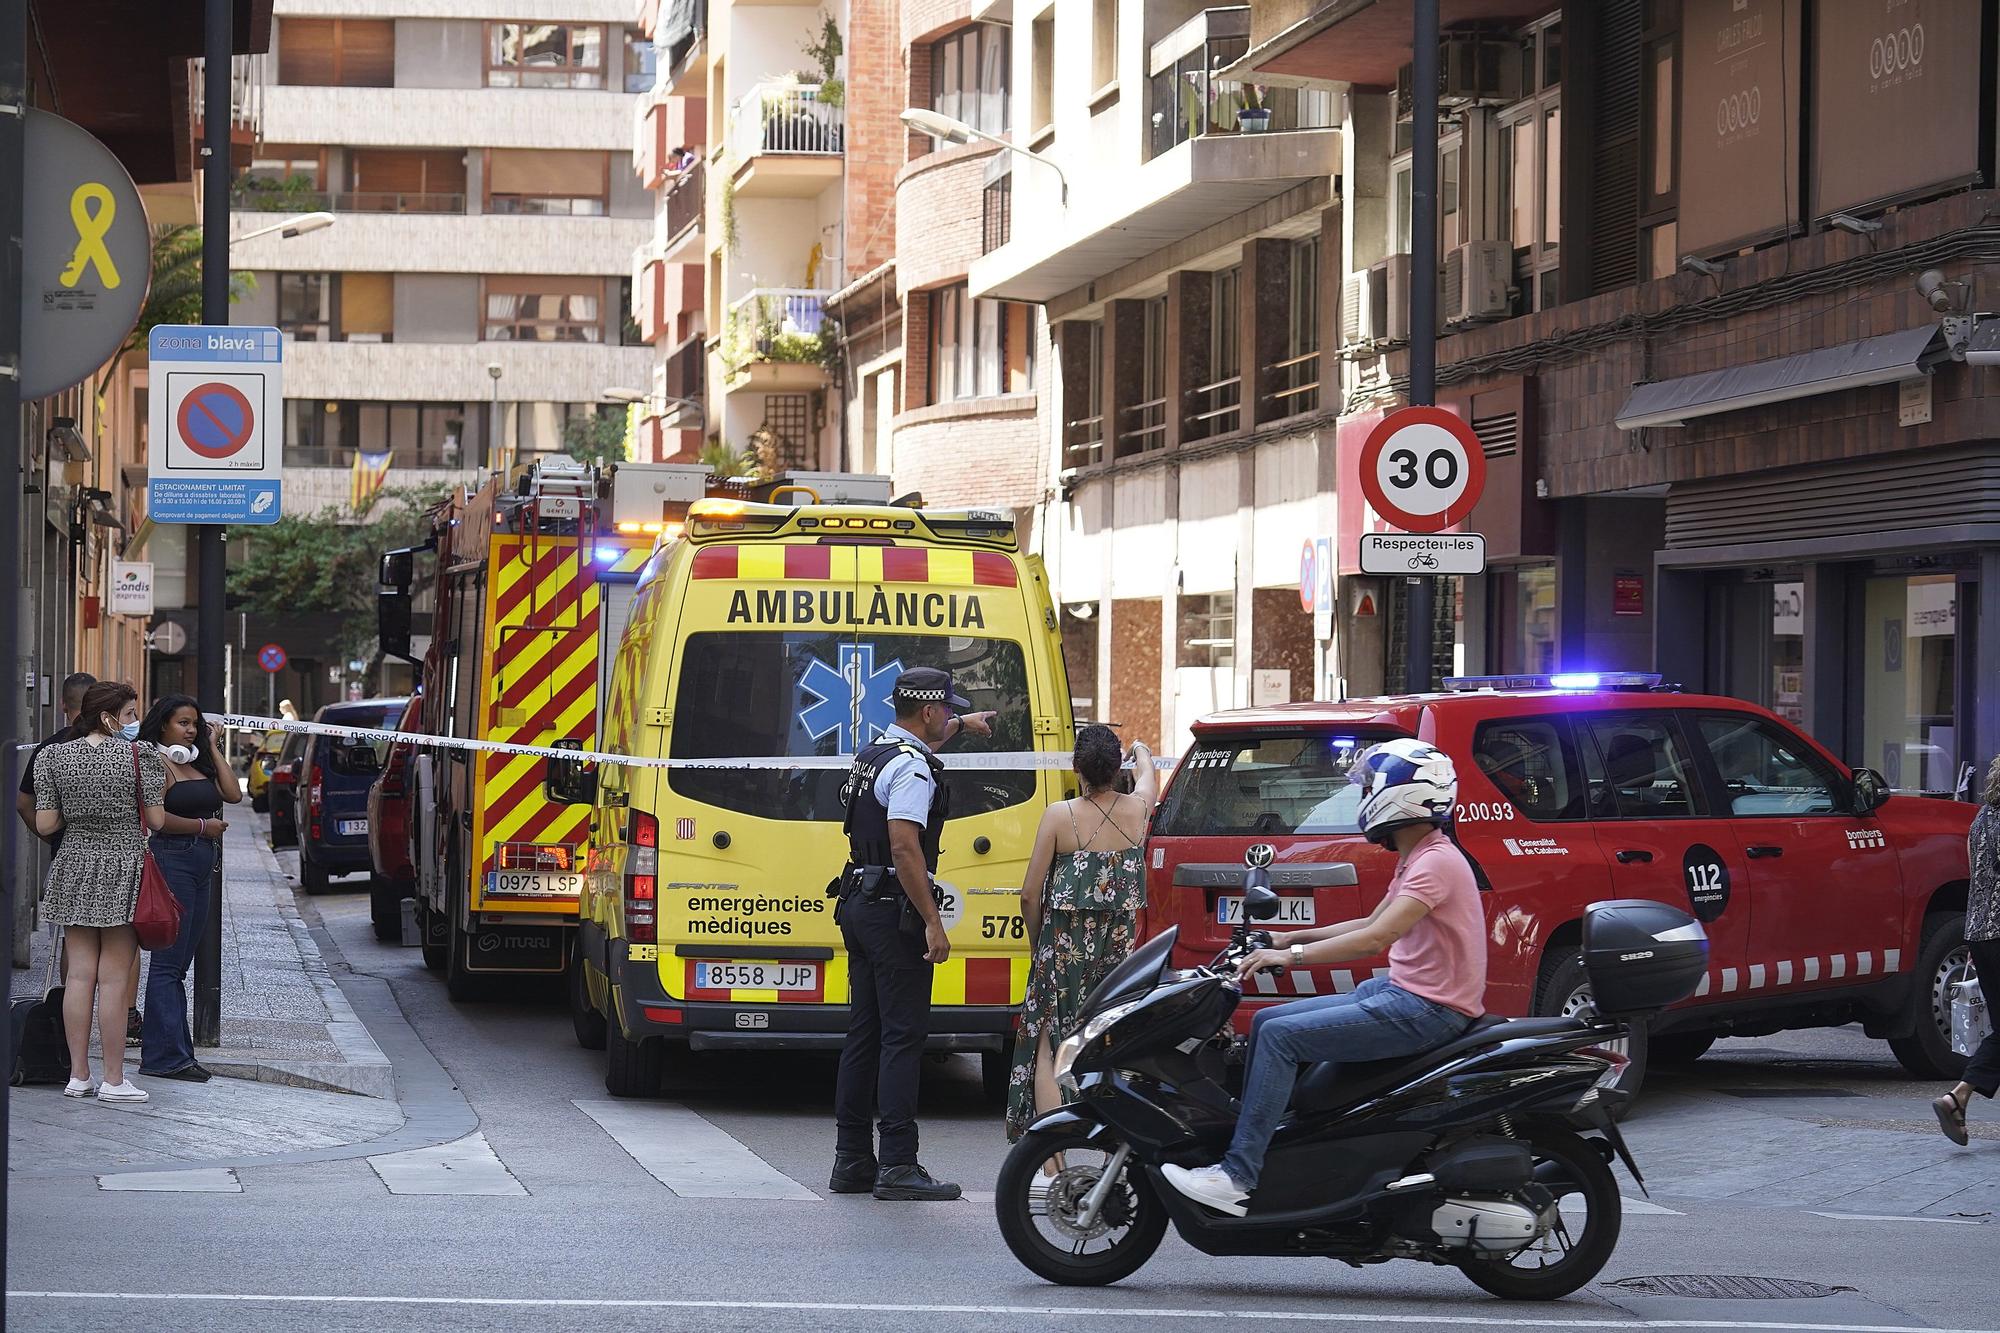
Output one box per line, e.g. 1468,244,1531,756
350,449,392,513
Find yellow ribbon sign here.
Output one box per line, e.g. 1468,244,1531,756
58,182,121,289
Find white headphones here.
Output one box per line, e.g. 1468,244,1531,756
163,744,198,765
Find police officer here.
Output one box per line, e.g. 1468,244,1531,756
829,666,995,1201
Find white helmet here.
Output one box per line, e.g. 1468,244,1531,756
1352,738,1458,845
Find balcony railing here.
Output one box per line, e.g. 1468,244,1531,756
1266,348,1320,419
724,287,833,373
1146,28,1338,160
663,160,704,248
233,183,466,215
1184,372,1242,442
729,82,845,163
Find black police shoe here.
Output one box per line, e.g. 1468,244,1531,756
828,1153,878,1194
873,1162,962,1201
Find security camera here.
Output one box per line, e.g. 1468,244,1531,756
1965,318,2000,366
1917,270,1959,313
486,362,504,380
1679,254,1724,278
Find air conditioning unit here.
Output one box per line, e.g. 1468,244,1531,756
1394,32,1523,117
1442,240,1511,323
1380,253,1412,343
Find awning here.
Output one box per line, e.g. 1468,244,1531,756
1223,0,1548,89
1615,324,1947,431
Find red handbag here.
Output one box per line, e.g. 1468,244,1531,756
129,745,183,951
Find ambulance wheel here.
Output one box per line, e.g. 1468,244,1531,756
1890,911,1970,1081
1536,950,1647,1111
982,1041,1013,1105
605,1023,664,1098
569,940,608,1051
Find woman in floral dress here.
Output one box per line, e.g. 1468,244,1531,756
1006,725,1158,1141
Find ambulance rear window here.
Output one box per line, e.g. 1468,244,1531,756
668,631,1037,820
1153,730,1399,837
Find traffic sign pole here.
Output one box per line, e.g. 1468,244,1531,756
1406,0,1441,693
193,0,231,1050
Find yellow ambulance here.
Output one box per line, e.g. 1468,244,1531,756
570,474,1072,1098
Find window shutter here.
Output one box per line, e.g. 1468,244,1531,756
278,19,337,85
340,20,396,87
1588,0,1644,295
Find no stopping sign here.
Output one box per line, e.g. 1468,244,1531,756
1358,407,1486,534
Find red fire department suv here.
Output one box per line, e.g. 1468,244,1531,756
1146,674,1978,1091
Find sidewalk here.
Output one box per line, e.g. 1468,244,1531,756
11,818,392,1099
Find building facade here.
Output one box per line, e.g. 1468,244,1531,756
229,1,656,514
1239,0,2000,793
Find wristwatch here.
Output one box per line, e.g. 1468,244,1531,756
1289,943,1305,966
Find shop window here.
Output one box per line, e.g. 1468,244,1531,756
278,18,394,87
486,149,609,215
929,24,1009,138
483,276,605,343
277,273,332,342
1719,579,1806,727
1180,593,1235,669
487,22,606,89
1861,574,1961,794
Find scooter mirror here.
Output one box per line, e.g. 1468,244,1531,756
1241,875,1281,920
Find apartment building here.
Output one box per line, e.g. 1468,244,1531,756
228,2,655,515
1239,0,2000,791
972,1,1342,753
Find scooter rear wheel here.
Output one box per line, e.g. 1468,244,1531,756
995,1125,1166,1287
1455,1128,1622,1301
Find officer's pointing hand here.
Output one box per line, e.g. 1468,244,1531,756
924,918,952,965
957,711,997,738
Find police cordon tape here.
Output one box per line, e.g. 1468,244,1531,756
213,713,1178,772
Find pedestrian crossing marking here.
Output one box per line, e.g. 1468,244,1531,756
573,1099,820,1201
97,1168,241,1193
368,1131,527,1196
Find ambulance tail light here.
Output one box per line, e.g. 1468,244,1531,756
497,842,573,871
627,874,657,944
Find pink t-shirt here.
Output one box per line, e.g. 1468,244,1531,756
1385,829,1488,1018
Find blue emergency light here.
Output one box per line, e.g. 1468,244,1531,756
1441,672,1665,693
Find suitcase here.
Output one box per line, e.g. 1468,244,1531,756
9,928,69,1087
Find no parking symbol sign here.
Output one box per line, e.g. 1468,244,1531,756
147,324,284,524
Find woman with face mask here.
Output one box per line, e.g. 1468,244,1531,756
31,681,170,1102
134,694,242,1082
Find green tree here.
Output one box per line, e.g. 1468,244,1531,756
562,408,630,466
96,225,254,404
699,439,759,478
227,486,448,664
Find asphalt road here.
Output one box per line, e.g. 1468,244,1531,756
10,874,2000,1333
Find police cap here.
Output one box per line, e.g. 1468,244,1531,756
894,666,970,712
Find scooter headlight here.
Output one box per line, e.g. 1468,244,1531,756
1052,998,1144,1080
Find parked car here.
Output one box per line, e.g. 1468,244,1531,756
1145,672,1978,1098
278,697,410,893
247,730,289,813
266,730,309,851
365,694,423,942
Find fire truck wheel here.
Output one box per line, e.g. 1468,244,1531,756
444,879,487,1002
418,904,447,972
1890,911,1971,1081
569,940,608,1050
605,1022,664,1097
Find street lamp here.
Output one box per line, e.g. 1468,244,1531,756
234,211,336,243
486,362,504,476
602,385,707,433
899,108,1069,206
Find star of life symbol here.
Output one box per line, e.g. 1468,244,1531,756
798,644,906,754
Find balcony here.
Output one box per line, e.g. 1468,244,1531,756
279,339,655,405
728,82,844,199
1146,10,1339,161
723,287,833,389
230,210,649,277
233,182,466,215
260,84,634,152
660,160,705,260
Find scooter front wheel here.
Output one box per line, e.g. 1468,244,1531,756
995,1125,1167,1287
1455,1128,1623,1301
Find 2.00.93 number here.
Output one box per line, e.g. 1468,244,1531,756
980,915,1026,940
1452,801,1515,823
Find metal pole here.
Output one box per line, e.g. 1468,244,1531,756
1,0,30,1288
193,0,231,1047
1405,0,1440,692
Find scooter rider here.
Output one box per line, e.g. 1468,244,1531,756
1162,738,1487,1216
829,666,995,1201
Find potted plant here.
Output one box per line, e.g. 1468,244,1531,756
1238,85,1273,133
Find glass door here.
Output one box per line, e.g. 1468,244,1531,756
1859,573,1961,794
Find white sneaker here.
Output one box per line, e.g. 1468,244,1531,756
97,1080,149,1104
1161,1162,1250,1217
62,1078,95,1098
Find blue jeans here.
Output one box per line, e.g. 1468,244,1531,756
1221,976,1473,1190
139,834,217,1074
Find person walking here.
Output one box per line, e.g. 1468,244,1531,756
1934,755,2000,1145
136,695,241,1083
32,681,170,1102
829,667,994,1201
1005,726,1156,1142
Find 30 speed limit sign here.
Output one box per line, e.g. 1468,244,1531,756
1358,407,1486,534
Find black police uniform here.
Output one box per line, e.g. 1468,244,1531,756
830,729,952,1193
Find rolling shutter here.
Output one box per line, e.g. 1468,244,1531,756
1588,0,1643,295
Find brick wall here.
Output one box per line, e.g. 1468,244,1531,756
890,399,1043,508
844,0,905,284
1109,598,1163,752
901,0,971,47
1250,588,1315,702
895,143,1001,298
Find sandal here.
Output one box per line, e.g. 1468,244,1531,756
1933,1089,1970,1146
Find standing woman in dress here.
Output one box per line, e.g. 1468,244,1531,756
1934,755,2000,1144
137,694,240,1082
33,681,169,1102
1005,726,1158,1141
